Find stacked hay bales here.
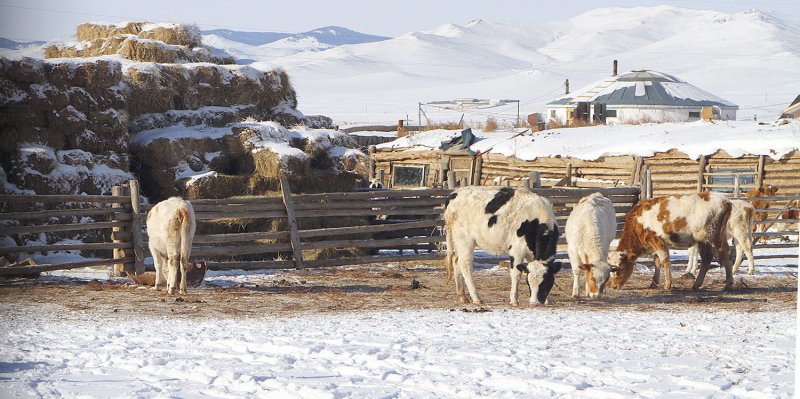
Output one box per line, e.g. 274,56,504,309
45,22,232,65
0,57,131,195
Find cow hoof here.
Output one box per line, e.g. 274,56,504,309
510,301,519,307
472,299,483,306
747,271,754,276
458,296,469,304
648,282,659,289
723,284,734,291
179,290,187,295
680,273,695,280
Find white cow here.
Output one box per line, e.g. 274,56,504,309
565,193,618,299
146,197,196,295
444,186,561,306
685,199,755,275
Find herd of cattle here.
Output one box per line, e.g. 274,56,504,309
144,185,793,303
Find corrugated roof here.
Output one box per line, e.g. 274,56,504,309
547,70,737,108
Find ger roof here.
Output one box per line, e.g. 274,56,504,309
547,70,737,108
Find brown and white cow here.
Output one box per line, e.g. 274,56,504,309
686,199,755,275
746,186,778,233
565,192,618,299
609,191,734,291
444,186,561,306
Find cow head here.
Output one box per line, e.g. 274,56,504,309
578,261,612,298
368,179,384,189
527,259,562,305
186,261,207,287
607,251,634,289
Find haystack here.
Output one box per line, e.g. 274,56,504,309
76,22,145,41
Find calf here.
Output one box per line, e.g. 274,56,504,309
776,209,799,241
444,186,561,306
746,186,777,233
686,199,755,275
129,261,207,287
609,192,734,291
565,193,618,299
146,197,197,295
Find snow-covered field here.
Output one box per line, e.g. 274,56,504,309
0,304,794,398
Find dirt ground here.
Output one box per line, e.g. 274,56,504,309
0,261,796,320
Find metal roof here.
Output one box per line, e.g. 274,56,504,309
547,70,737,108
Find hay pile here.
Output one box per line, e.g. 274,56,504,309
0,57,131,194
46,22,232,64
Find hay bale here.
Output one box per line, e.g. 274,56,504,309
117,38,183,63
183,173,250,199
76,22,144,41
138,23,202,48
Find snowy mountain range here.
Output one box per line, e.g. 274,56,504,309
2,6,798,125
198,6,800,125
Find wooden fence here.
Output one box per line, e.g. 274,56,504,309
1,181,796,277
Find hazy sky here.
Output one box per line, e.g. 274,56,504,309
1,0,798,41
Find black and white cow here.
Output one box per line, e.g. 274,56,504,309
444,186,561,306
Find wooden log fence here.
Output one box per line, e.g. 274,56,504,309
2,180,796,277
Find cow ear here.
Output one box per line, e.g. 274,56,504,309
548,261,562,274
771,186,778,194
578,264,591,271
610,266,622,273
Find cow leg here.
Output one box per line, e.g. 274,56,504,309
736,234,756,275
692,242,714,290
453,257,467,304
661,251,673,289
152,251,166,290
717,240,734,291
454,241,480,305
685,245,698,277
568,251,581,298
178,255,189,296
509,266,521,306
167,255,179,295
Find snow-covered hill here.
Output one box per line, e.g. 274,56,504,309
204,6,799,126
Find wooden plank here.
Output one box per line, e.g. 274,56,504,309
188,196,284,206
204,260,297,270
303,253,444,268
129,179,145,275
0,194,132,204
0,257,134,276
0,221,127,235
302,236,444,250
295,208,444,218
753,231,799,237
280,178,304,270
192,243,294,257
299,219,443,239
0,207,120,220
292,189,452,203
194,210,288,220
193,231,290,244
293,197,446,210
0,242,132,253
111,185,128,277
192,203,286,212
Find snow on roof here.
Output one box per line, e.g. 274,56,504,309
376,120,799,161
548,70,737,108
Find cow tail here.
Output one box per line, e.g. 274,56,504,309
743,205,754,244
179,206,194,271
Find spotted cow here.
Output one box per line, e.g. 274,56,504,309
609,191,734,291
444,186,561,306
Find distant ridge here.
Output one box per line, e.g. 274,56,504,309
0,38,46,50
202,26,389,47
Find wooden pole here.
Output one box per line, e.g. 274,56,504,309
280,178,304,270
378,169,385,187
756,155,766,189
646,169,653,199
472,156,483,186
566,163,573,187
528,171,541,189
111,185,127,277
129,179,145,275
447,171,457,189
733,175,740,198
697,155,707,192
631,156,643,186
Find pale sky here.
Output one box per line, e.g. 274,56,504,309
1,0,798,42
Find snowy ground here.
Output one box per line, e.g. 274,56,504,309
1,244,797,398
0,306,794,398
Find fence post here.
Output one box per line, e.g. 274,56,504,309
528,171,541,189
566,163,573,187
129,179,145,275
697,155,707,192
378,169,385,188
733,175,740,198
368,145,376,179
645,169,653,199
447,171,457,189
631,156,643,186
279,178,304,270
472,156,483,186
756,155,765,189
111,185,127,277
